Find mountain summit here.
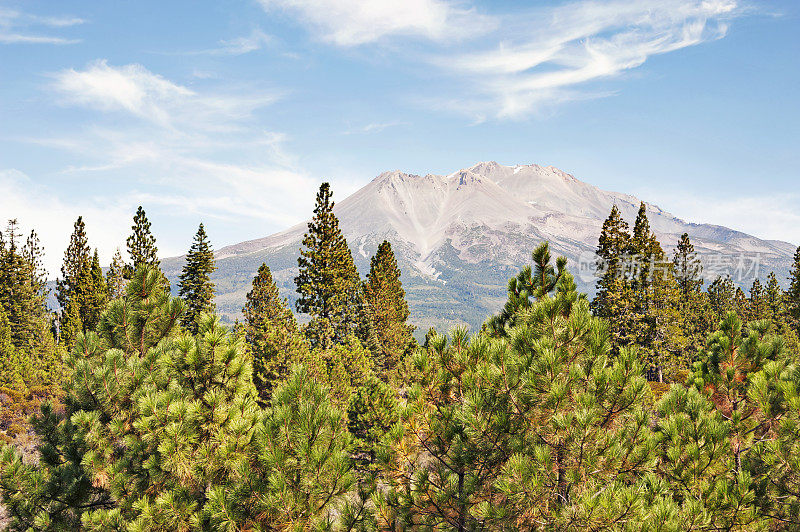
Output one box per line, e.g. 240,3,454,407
163,162,796,332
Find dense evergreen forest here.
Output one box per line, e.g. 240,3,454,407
2,183,800,530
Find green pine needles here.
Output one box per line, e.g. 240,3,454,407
0,267,358,530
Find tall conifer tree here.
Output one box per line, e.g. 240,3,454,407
788,245,800,329
106,247,127,299
673,233,703,297
244,263,307,402
178,223,216,333
622,204,684,377
126,206,159,274
592,205,635,348
0,220,59,394
56,217,102,336
363,241,414,375
0,221,47,351
85,249,108,332
59,297,83,350
734,286,748,318
592,205,630,313
295,182,361,347
765,272,785,323
708,275,735,321
0,301,23,390
56,216,91,311
23,229,47,297
631,202,655,287
748,278,768,321
673,233,711,351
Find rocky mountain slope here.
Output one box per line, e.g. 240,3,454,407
162,162,796,333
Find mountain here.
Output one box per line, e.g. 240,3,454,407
162,162,796,333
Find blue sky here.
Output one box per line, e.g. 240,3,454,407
0,0,798,274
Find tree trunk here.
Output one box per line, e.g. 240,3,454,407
556,442,567,505
457,469,466,531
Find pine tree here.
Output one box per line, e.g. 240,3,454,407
178,223,216,333
1,267,183,528
249,365,356,529
592,205,630,316
306,335,373,407
748,278,768,321
654,383,762,528
631,202,654,284
647,264,686,378
243,263,307,402
1,267,355,530
22,229,47,297
0,301,13,362
59,296,83,350
733,286,748,318
347,373,399,469
363,241,414,376
106,247,127,299
56,217,103,337
673,233,703,297
85,249,108,332
0,269,181,530
765,272,785,324
295,182,362,347
422,326,437,349
752,339,800,524
0,399,113,529
0,221,47,351
596,202,688,381
0,301,25,391
591,205,640,352
487,241,569,336
788,245,800,330
0,220,60,399
674,312,793,526
380,269,654,529
673,233,712,353
56,216,90,311
708,275,735,320
763,271,799,351
126,206,159,274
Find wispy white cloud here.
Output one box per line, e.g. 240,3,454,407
163,28,275,56
261,0,746,120
436,0,742,119
0,7,84,45
3,61,322,273
46,60,308,190
258,0,496,46
216,28,273,55
53,60,194,125
31,15,85,28
51,60,281,129
343,120,407,135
